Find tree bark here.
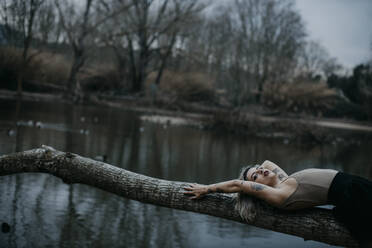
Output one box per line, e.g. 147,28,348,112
0,146,357,247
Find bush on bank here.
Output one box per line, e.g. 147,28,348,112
146,70,216,103
261,81,368,120
0,47,123,93
0,46,69,91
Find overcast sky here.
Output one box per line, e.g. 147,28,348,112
295,0,372,69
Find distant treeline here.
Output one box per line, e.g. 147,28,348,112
0,0,371,119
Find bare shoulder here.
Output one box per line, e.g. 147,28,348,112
277,177,298,199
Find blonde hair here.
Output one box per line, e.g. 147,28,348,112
234,165,259,222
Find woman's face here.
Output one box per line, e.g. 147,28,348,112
245,166,277,186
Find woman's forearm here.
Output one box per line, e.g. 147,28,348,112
183,180,243,199
205,180,241,194
185,179,282,205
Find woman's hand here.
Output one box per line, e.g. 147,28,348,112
183,183,208,200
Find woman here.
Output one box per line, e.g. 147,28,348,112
184,160,372,247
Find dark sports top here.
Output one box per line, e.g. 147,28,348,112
279,169,338,210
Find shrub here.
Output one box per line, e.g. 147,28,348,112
0,47,28,90
0,46,70,90
79,67,123,93
261,82,344,115
147,70,215,102
37,52,70,85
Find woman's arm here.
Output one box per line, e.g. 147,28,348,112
183,180,286,206
261,160,288,181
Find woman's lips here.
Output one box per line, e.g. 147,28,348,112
264,170,269,176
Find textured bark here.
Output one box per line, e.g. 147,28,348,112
0,146,357,247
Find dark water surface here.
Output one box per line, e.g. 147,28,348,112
0,99,371,248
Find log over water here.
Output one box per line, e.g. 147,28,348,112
0,146,357,247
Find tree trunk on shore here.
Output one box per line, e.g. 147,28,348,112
0,146,357,247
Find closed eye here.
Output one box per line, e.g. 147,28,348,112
253,173,257,181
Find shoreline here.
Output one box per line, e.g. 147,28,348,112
1,89,372,145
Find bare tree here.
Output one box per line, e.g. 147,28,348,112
54,0,130,99
34,0,61,45
298,41,328,79
101,0,204,93
322,57,342,79
54,0,95,98
233,0,306,103
179,0,306,105
298,40,342,80
166,13,207,74
0,0,46,95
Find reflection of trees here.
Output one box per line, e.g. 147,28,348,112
14,97,22,152
64,103,75,152
10,176,20,247
127,117,141,172
59,185,79,246
105,109,126,166
147,125,163,178
54,185,189,247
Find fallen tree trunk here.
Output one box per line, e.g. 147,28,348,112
0,146,357,247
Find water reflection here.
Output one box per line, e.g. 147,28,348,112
0,99,371,247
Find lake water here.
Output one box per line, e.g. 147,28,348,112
0,99,371,248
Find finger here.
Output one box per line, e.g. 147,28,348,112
183,191,194,195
